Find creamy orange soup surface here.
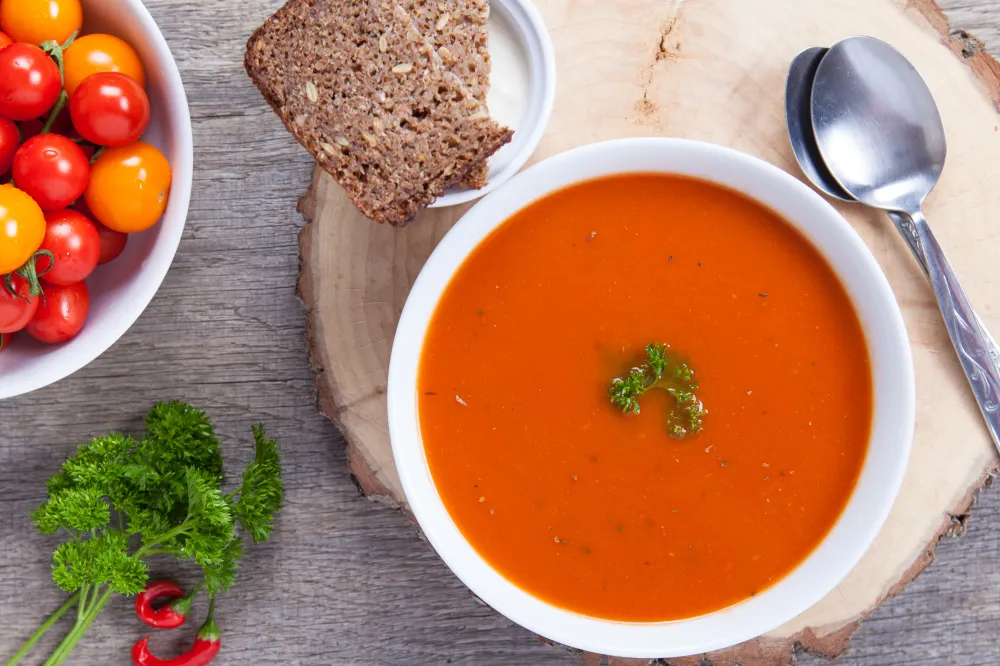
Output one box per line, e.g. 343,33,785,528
418,173,872,621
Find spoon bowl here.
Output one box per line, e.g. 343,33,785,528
786,44,927,270
811,36,946,212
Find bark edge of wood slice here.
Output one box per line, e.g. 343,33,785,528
297,0,1000,663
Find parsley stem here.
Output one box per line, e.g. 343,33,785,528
134,520,193,559
5,593,79,666
85,585,107,617
43,588,113,666
75,584,89,624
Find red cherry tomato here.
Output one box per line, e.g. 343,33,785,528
0,273,40,334
0,32,12,50
0,115,19,174
95,220,127,264
12,134,90,210
69,72,150,147
0,44,61,121
26,280,88,344
0,330,14,352
36,208,100,285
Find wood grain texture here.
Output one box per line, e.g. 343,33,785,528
302,0,1000,663
0,1,998,664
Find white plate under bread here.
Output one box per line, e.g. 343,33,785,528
430,0,555,207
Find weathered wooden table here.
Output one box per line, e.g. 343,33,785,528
2,1,1000,664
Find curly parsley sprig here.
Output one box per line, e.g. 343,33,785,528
609,343,707,439
7,402,284,666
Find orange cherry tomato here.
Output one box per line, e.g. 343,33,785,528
84,142,172,233
64,34,146,97
0,183,45,274
0,0,82,46
0,31,12,50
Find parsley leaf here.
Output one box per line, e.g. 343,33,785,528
233,425,285,545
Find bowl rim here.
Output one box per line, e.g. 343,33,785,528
0,0,193,400
388,137,915,658
428,0,556,208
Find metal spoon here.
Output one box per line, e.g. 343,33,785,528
810,35,1000,448
786,47,924,264
785,46,1000,374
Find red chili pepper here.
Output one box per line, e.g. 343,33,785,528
135,580,195,629
132,598,221,666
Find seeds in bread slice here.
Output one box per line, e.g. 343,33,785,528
403,0,493,189
245,0,512,225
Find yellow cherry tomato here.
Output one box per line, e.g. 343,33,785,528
0,184,46,274
0,0,82,47
85,142,172,233
64,34,146,96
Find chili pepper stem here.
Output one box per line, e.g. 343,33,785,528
4,592,79,666
169,580,204,618
198,597,221,641
42,587,114,666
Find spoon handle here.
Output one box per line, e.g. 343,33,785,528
907,210,1000,450
888,211,1000,377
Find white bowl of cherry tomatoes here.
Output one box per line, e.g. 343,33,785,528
0,0,193,399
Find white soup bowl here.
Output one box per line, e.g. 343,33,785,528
387,138,914,658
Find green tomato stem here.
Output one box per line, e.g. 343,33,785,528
5,592,79,666
38,31,78,137
40,91,67,134
13,251,54,298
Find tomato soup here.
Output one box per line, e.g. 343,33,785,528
418,174,871,622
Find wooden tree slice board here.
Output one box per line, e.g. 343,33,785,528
297,0,1000,663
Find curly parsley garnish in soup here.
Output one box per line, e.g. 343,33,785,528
608,342,707,439
418,173,872,622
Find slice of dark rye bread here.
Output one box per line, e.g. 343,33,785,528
402,0,492,189
245,0,512,226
